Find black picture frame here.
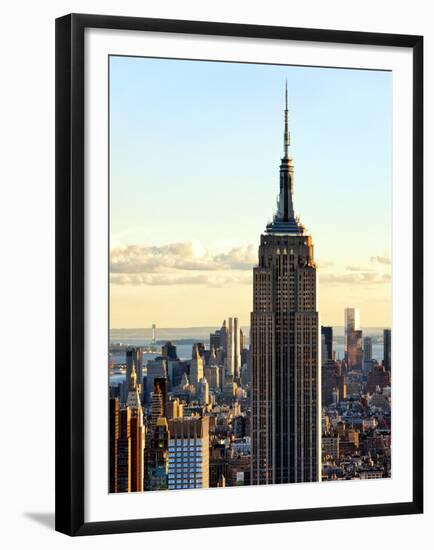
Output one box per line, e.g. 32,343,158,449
55,13,424,536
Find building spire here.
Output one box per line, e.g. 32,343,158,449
265,83,304,235
284,80,290,158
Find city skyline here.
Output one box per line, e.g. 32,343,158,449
110,56,392,329
109,59,392,494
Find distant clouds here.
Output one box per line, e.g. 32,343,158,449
317,259,334,268
111,272,252,287
317,256,391,285
320,272,391,285
346,265,370,272
370,255,392,265
110,241,256,286
111,242,391,288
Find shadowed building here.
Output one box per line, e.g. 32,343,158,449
126,366,144,492
144,417,169,491
109,397,119,493
251,85,320,485
117,407,131,492
321,326,333,363
383,328,391,372
365,364,391,394
162,341,178,361
363,336,373,373
322,359,339,406
151,377,167,429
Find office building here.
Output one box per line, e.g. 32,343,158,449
344,308,363,368
234,317,241,379
226,317,235,378
344,308,360,344
321,326,333,363
109,397,119,493
322,359,339,406
162,341,178,361
363,336,373,373
145,417,169,491
251,85,320,484
383,328,391,372
166,398,183,420
199,377,209,405
120,346,142,403
117,407,131,492
322,435,340,461
151,377,167,429
125,366,144,492
167,417,210,490
145,358,167,403
190,344,204,388
204,365,220,390
365,364,391,394
347,329,363,369
210,328,223,353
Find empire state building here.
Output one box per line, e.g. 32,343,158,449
251,84,321,485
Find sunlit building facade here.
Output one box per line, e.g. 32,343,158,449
167,417,209,490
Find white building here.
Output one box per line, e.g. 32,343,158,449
167,417,209,490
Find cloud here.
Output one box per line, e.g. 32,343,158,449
346,265,375,272
214,246,257,270
110,272,252,287
110,241,256,286
371,255,392,265
320,272,391,285
317,259,334,269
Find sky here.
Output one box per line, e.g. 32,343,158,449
109,55,392,329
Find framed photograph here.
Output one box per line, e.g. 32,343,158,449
55,13,423,536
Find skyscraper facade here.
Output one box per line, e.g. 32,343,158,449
344,308,360,337
151,377,167,429
363,336,373,373
190,344,204,388
162,341,178,361
364,336,373,362
167,417,210,490
344,308,364,369
144,416,169,491
226,317,235,379
251,85,320,485
234,317,241,379
109,397,119,493
321,326,333,363
145,359,167,403
383,328,391,372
